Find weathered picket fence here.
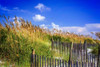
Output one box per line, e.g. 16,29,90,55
31,54,97,67
31,40,100,67
51,40,95,62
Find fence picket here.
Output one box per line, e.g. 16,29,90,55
45,57,46,67
58,59,59,67
35,55,37,67
42,56,43,67
47,58,49,67
60,59,61,67
55,59,56,67
40,56,41,67
37,55,38,67
50,58,51,67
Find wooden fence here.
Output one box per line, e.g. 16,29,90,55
32,54,97,67
52,41,91,61
31,40,100,67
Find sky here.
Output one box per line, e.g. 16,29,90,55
0,0,100,37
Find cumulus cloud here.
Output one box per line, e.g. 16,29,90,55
60,27,87,33
51,23,88,34
51,22,60,30
32,14,45,22
40,24,48,29
41,22,100,35
35,3,51,12
85,24,100,32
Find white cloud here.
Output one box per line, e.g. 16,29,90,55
60,27,87,33
86,24,100,28
51,22,60,30
32,14,45,22
51,23,88,34
35,3,51,12
41,23,100,35
40,24,48,29
86,24,100,32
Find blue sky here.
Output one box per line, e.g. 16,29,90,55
0,0,100,36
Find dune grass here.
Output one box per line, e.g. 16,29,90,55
0,16,100,66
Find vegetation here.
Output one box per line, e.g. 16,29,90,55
91,32,100,56
0,16,100,66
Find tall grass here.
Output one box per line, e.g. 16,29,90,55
0,16,100,66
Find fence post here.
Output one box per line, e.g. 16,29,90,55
37,55,38,67
65,61,67,67
69,42,73,66
31,49,35,67
52,58,54,67
40,56,41,67
62,60,64,67
47,58,49,67
42,56,44,67
62,43,63,54
51,38,54,50
68,60,70,67
59,39,60,53
82,62,83,67
31,49,36,67
60,59,61,67
55,59,56,67
35,54,37,67
45,57,46,67
81,41,83,63
97,45,100,67
84,40,87,62
58,59,59,67
50,58,51,67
